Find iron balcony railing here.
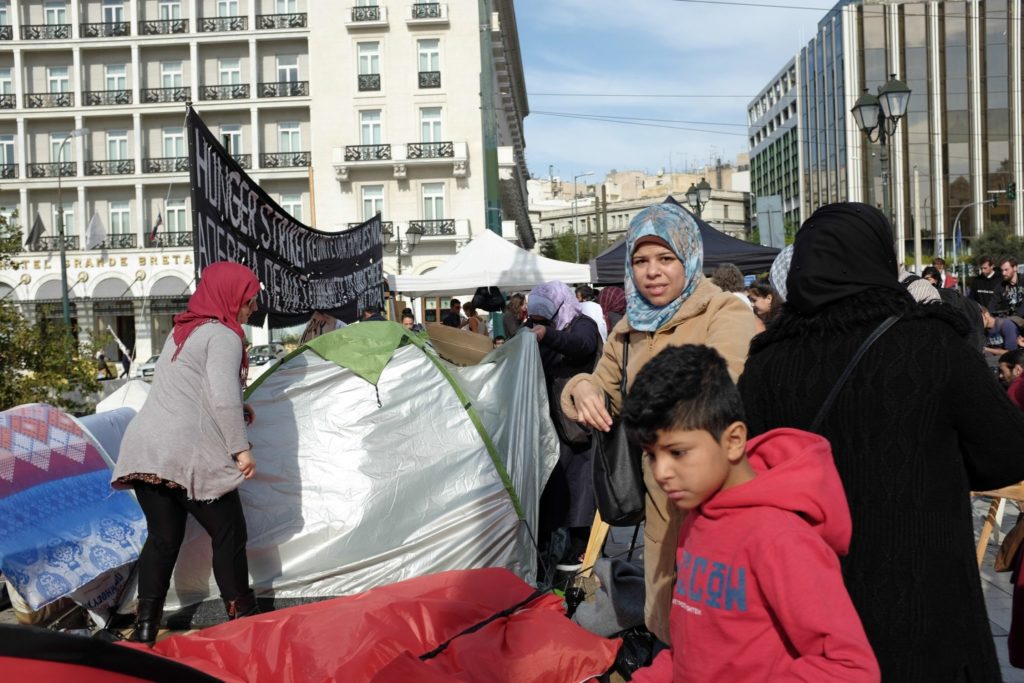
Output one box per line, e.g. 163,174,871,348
28,162,75,178
146,231,192,248
0,94,14,109
143,157,189,173
200,84,250,100
258,81,309,98
95,233,137,250
418,71,441,89
407,141,454,159
410,219,456,236
25,92,73,108
349,220,392,232
351,6,380,21
200,16,247,32
412,3,442,19
22,24,71,39
0,26,11,40
141,86,190,103
256,13,307,29
232,154,251,169
80,21,130,37
344,144,391,162
139,19,189,35
358,73,380,91
0,164,16,179
84,89,132,106
34,236,79,251
260,152,310,168
86,160,135,176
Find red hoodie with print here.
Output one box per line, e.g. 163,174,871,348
632,428,880,683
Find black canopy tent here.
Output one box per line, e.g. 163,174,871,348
589,196,781,284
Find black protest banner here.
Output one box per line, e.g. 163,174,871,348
187,107,383,327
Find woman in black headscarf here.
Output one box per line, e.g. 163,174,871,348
739,202,1024,682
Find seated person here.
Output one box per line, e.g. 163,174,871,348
982,307,1021,358
999,349,1024,409
623,344,879,683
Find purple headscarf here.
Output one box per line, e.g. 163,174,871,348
528,281,582,331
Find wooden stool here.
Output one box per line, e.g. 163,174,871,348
972,483,1024,567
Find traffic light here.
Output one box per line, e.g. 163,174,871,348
1008,181,1017,201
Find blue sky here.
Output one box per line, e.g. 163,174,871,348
514,0,833,181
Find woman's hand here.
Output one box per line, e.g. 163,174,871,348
572,381,613,432
234,450,256,479
243,403,256,426
528,324,547,342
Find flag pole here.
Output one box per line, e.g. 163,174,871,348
308,165,317,228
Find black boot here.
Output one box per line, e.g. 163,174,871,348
224,590,259,620
129,598,163,645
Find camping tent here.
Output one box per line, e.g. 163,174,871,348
390,229,591,296
162,323,559,610
589,198,781,284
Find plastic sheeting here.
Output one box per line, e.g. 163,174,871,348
147,568,620,683
163,331,559,609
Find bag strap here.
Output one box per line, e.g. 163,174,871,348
619,335,630,399
810,314,901,432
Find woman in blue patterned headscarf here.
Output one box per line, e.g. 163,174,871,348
558,200,757,644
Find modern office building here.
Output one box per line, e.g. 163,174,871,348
0,0,531,363
748,0,1024,259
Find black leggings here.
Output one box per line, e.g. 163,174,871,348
134,483,251,602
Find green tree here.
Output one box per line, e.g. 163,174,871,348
539,230,607,264
970,223,1024,265
0,213,101,413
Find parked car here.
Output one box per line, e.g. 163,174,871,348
248,343,286,366
135,355,160,381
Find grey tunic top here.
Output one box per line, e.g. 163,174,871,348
112,322,250,501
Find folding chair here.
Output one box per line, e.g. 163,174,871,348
972,483,1024,568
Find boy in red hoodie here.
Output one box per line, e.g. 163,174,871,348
622,345,879,682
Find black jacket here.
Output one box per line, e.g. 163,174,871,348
739,290,1024,683
968,271,1001,311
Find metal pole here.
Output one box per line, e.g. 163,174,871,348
57,133,71,330
879,124,892,227
573,180,579,263
913,165,923,273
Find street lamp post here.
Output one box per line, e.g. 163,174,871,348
57,127,89,330
382,220,424,275
572,171,593,263
685,177,712,218
851,74,911,226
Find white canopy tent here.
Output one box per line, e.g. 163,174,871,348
389,230,592,297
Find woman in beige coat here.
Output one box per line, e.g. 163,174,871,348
560,202,755,642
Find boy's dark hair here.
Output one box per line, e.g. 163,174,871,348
921,266,942,284
576,285,597,302
622,344,745,445
1001,348,1024,370
979,255,994,267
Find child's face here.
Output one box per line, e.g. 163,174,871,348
747,292,772,319
644,422,750,511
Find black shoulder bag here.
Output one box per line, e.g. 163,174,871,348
810,314,902,432
593,336,646,527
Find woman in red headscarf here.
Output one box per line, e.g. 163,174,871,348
112,262,262,644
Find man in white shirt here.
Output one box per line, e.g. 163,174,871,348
575,285,608,342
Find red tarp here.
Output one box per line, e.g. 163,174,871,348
136,568,620,682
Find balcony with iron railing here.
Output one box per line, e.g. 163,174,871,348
256,13,307,30
80,21,130,37
95,233,137,250
0,26,11,40
346,5,387,28
418,71,441,89
258,81,309,98
333,141,467,181
141,86,190,103
147,231,193,248
410,219,456,237
143,157,189,173
200,16,247,32
232,154,251,169
84,89,132,106
25,92,74,108
86,159,135,176
22,24,71,39
200,84,250,100
0,94,14,109
139,19,189,35
28,162,75,178
260,152,310,168
0,164,16,179
409,3,448,23
33,236,79,252
358,73,380,92
349,220,393,232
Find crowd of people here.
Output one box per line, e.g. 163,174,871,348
111,199,1024,682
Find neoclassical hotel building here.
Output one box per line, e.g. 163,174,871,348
0,0,532,362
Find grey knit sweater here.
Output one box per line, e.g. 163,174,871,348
112,322,250,501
